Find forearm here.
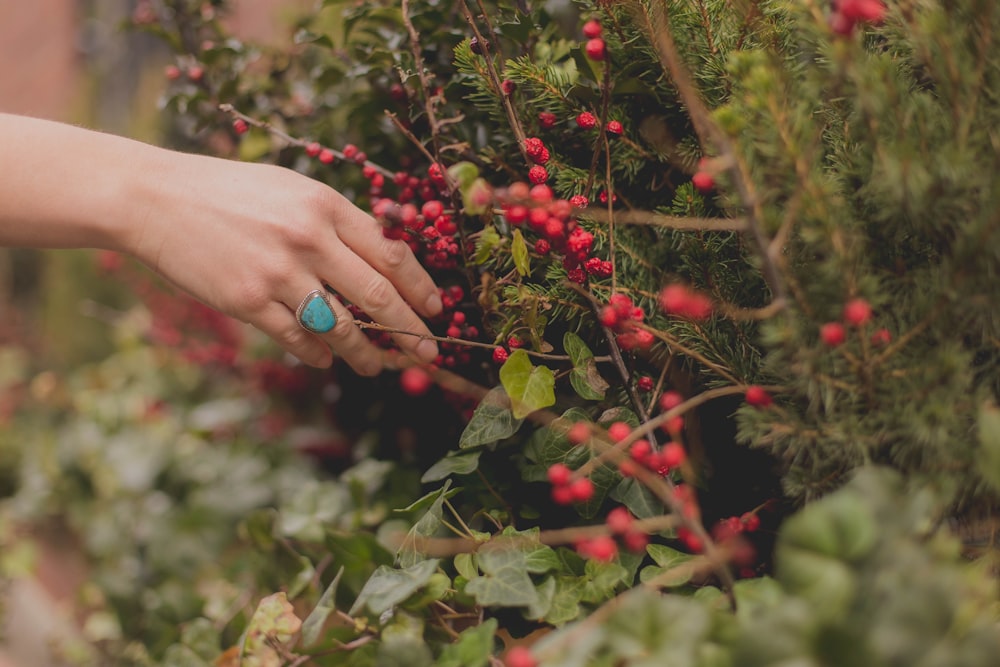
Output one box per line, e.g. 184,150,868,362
0,113,166,253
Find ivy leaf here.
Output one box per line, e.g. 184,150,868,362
544,577,584,625
397,483,452,568
565,332,608,400
978,402,1000,492
465,540,540,608
349,559,440,616
436,618,498,667
610,478,665,520
241,593,302,666
580,559,629,604
300,567,343,647
499,350,556,419
639,545,695,587
454,553,478,581
421,450,482,483
512,229,530,276
459,387,523,449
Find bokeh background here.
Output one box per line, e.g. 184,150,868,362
0,3,309,664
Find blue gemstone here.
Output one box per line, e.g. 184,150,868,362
299,293,337,333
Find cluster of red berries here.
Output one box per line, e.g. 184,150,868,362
582,18,606,61
547,462,595,505
829,0,887,36
164,63,204,82
819,297,890,347
576,506,649,563
599,294,655,351
659,284,714,321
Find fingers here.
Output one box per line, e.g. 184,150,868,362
253,302,335,369
325,191,443,318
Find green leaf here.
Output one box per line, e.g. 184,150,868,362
474,226,501,265
398,483,452,568
640,545,695,587
565,332,608,400
610,478,664,520
454,553,478,581
580,559,628,604
459,387,523,449
300,567,343,647
349,559,441,616
436,618,498,667
512,229,530,276
465,540,540,608
421,450,482,483
563,331,592,367
499,350,556,419
978,402,1000,492
544,577,584,625
447,161,479,189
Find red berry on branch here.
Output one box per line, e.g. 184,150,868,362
528,165,549,184
630,439,652,463
501,79,517,95
469,36,487,55
534,239,551,255
569,476,595,502
186,65,204,81
637,376,654,392
305,142,321,157
552,484,574,505
585,37,607,61
843,297,872,327
576,111,598,129
538,111,557,129
741,512,761,532
608,421,632,442
585,535,618,562
529,185,553,204
569,194,589,208
524,137,545,158
662,442,686,469
606,120,623,136
582,19,603,39
164,64,181,80
624,530,649,553
692,171,715,193
820,322,847,347
567,267,587,284
421,200,444,220
232,118,248,135
659,390,684,411
745,385,773,408
567,422,591,446
677,527,704,553
600,306,619,327
505,646,537,667
400,367,433,396
492,347,509,364
871,328,892,346
507,335,523,349
547,462,572,486
839,0,887,22
606,507,634,534
532,147,550,165
318,148,335,164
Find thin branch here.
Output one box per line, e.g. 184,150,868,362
583,208,748,231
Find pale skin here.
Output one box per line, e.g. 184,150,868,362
0,113,442,374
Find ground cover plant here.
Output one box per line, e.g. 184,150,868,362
2,0,1000,664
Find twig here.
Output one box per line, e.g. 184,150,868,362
583,209,747,231
636,323,742,385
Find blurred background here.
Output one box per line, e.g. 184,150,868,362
0,3,310,665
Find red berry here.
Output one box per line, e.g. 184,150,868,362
659,390,684,412
662,415,684,437
232,118,248,135
871,328,892,346
567,422,591,446
305,142,322,157
528,165,549,185
662,442,686,469
585,37,607,61
582,19,603,39
623,530,649,553
567,267,587,284
843,298,872,327
745,385,773,408
492,347,509,364
421,200,444,220
606,120,623,136
186,65,204,81
505,647,537,667
569,477,594,502
524,137,545,158
585,535,618,562
400,367,433,396
820,321,847,347
576,111,597,129
547,463,571,486
164,64,181,80
529,184,553,203
534,239,551,255
839,0,887,23
677,527,704,553
741,512,761,532
501,79,517,95
600,306,619,327
538,111,557,129
569,194,589,208
630,439,652,463
618,459,638,477
606,507,634,534
608,421,632,442
342,144,358,160
552,484,575,505
318,148,336,164
637,376,654,392
692,171,715,193
634,330,655,350
532,147,550,165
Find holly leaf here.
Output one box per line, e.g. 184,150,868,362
300,567,343,647
349,559,440,616
421,450,482,483
459,387,523,449
464,540,540,608
499,350,556,419
511,229,530,276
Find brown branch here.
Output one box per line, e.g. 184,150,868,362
583,209,748,231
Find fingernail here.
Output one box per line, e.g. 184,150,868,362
425,291,443,316
416,338,438,362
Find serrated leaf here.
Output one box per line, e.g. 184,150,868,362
349,559,440,616
512,229,530,276
459,387,523,449
421,450,482,483
499,350,556,419
300,567,343,647
464,540,540,608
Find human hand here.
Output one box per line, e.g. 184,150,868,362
124,151,442,374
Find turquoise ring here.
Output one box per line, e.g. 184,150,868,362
296,289,337,334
